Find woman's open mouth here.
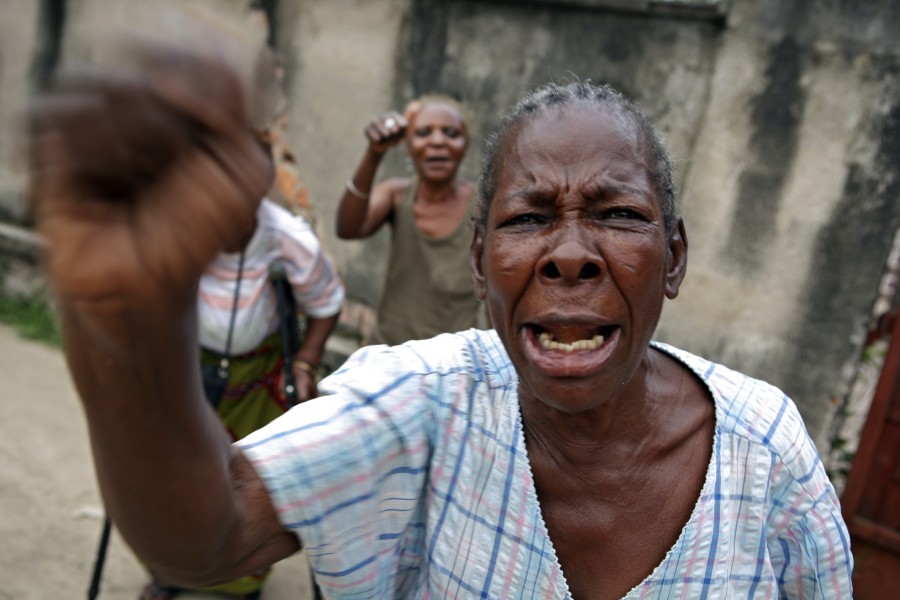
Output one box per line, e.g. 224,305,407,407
424,156,452,167
533,323,617,350
523,323,620,376
537,330,608,352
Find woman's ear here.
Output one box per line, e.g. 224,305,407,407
665,218,688,299
469,227,487,301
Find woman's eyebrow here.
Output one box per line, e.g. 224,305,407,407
507,185,557,205
584,178,651,201
504,178,652,205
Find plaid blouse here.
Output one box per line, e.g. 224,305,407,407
239,329,853,598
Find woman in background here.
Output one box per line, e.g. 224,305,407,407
336,97,482,345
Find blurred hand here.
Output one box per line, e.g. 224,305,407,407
30,45,273,309
364,110,407,155
291,366,317,404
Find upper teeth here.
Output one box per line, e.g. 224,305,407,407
539,332,604,352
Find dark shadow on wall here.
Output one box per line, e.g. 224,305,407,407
396,0,722,190
405,0,450,99
786,85,900,431
250,0,279,49
30,0,66,92
725,37,805,274
1,0,65,226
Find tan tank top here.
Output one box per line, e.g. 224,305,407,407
372,180,481,345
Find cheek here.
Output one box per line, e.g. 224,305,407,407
450,138,468,154
485,245,534,302
408,139,427,154
488,241,529,275
614,245,670,309
615,246,653,276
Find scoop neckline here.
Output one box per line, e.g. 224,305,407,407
405,178,474,243
512,341,722,598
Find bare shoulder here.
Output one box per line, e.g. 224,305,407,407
377,176,412,194
647,346,715,438
375,177,413,210
650,345,709,395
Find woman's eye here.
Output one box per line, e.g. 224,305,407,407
603,208,645,220
414,127,431,137
443,127,461,139
501,213,548,228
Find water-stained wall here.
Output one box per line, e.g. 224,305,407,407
256,0,900,451
661,0,900,447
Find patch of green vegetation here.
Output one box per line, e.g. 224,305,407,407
826,433,854,485
0,286,61,347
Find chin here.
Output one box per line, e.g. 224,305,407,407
519,374,616,415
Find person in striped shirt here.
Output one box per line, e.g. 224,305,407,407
31,39,852,600
196,197,345,432
140,196,344,600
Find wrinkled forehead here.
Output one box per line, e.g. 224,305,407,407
412,102,467,131
498,104,648,181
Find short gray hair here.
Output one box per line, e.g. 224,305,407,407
477,81,677,234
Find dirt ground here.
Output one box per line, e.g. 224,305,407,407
0,323,315,599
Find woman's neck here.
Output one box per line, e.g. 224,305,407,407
414,177,463,205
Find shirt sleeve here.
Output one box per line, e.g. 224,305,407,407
767,443,854,598
277,214,344,319
237,342,435,596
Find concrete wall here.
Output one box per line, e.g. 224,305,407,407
2,0,899,454
663,0,900,449
0,0,41,222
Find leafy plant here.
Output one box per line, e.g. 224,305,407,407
0,284,61,347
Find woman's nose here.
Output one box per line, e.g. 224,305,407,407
537,235,603,284
427,131,447,145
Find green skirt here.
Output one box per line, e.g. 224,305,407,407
202,332,293,441
190,332,292,594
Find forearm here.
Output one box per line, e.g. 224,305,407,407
31,24,302,585
335,147,384,239
295,312,340,368
60,292,241,580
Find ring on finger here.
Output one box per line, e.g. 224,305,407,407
385,117,396,129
